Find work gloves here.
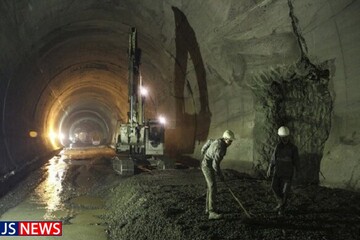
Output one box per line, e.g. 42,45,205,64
266,167,272,178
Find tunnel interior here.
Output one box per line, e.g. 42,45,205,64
1,0,360,191
1,3,169,177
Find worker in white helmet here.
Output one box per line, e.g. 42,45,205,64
267,126,299,215
201,130,235,220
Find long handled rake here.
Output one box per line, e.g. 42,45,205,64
224,182,253,219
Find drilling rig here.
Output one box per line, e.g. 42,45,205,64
112,27,168,175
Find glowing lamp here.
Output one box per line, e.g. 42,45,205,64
29,130,38,138
140,86,148,96
158,116,166,125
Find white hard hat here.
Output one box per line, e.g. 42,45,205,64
278,126,290,137
223,130,235,140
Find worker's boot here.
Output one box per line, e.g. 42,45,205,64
274,204,281,211
277,203,286,216
274,199,283,211
278,207,284,216
208,211,222,220
278,197,288,215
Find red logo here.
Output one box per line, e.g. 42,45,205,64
19,221,62,236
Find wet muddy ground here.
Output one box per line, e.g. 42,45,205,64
1,148,360,240
104,169,360,240
0,147,115,239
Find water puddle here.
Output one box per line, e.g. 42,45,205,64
0,155,109,239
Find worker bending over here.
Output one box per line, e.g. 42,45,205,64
201,130,235,220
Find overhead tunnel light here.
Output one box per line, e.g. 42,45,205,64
158,115,166,125
29,130,38,138
48,130,57,141
140,86,148,96
58,132,65,141
48,130,65,145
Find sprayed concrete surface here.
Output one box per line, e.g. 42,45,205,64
1,148,360,239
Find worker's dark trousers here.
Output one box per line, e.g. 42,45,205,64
271,175,292,207
201,164,217,213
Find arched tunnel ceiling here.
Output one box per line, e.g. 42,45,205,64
1,0,360,189
1,0,187,153
3,0,301,150
26,16,173,147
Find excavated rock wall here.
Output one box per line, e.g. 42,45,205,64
250,61,332,184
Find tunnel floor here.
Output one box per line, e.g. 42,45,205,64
0,150,359,240
105,169,360,240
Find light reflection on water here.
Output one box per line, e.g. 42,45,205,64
34,156,69,219
1,153,108,239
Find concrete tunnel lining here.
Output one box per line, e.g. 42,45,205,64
2,20,172,152
32,22,175,148
0,3,184,182
60,109,112,147
38,66,128,149
0,0,360,190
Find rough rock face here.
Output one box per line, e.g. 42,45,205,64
249,0,333,185
250,59,332,184
0,0,359,190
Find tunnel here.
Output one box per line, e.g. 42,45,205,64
0,0,360,239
